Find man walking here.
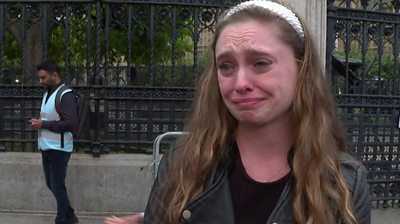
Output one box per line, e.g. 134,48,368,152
29,61,79,224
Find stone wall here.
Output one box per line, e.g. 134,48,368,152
0,153,153,213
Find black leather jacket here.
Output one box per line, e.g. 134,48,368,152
144,145,371,224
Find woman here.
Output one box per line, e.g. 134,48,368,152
106,0,371,223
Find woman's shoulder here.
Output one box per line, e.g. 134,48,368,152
338,152,368,193
339,152,362,169
338,153,372,223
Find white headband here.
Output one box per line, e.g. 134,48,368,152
224,0,304,40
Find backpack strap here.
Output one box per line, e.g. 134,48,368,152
55,85,70,114
55,85,70,148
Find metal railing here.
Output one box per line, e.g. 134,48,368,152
151,131,186,181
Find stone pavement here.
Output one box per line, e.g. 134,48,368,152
0,208,399,224
0,211,136,224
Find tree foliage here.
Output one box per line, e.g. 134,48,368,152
3,3,196,83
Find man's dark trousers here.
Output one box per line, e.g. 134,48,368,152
41,150,77,224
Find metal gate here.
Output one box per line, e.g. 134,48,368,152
326,0,400,208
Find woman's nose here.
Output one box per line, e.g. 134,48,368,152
234,68,253,94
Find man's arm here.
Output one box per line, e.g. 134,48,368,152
41,91,78,133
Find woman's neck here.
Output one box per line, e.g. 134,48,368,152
234,119,294,182
236,116,294,153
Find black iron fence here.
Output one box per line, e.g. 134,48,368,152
0,0,238,154
0,0,399,207
327,0,400,208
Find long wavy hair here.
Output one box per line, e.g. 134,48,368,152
153,1,358,223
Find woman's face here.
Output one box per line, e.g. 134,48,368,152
215,20,298,127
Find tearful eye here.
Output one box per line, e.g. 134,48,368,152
220,64,231,70
253,60,272,73
255,60,271,67
218,63,235,76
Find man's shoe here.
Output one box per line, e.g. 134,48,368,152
65,215,79,224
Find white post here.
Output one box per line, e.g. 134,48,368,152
286,0,327,67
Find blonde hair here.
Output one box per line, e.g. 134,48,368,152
153,1,358,223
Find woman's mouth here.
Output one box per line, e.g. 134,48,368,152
232,98,264,109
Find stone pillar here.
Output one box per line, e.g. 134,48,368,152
286,0,327,66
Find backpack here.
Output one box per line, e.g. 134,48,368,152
55,85,91,139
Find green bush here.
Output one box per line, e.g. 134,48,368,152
333,50,400,80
